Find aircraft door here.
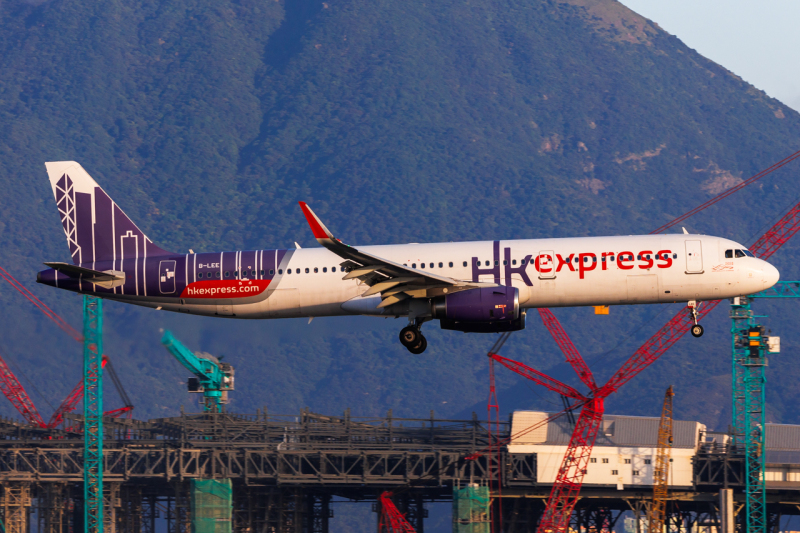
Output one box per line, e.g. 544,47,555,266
159,260,176,294
685,240,704,273
537,251,555,279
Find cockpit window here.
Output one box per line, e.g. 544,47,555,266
735,250,746,258
725,250,733,259
743,250,755,257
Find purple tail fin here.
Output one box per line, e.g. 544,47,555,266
45,162,173,266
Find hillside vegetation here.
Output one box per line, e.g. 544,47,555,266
0,0,799,436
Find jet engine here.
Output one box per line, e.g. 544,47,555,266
432,286,525,333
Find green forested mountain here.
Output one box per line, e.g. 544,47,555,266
1,0,800,445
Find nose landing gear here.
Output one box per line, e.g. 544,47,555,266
688,301,704,338
399,322,428,354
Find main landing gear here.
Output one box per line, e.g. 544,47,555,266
399,323,428,354
688,300,704,338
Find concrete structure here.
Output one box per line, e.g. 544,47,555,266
509,411,704,490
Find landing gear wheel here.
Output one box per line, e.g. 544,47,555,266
407,335,428,354
399,326,421,348
690,324,704,338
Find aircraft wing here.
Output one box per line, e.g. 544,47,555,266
299,202,485,308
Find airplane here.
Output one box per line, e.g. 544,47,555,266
36,161,780,353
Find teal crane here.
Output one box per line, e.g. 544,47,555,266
161,331,234,413
83,295,103,533
730,282,792,533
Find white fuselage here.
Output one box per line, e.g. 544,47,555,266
124,233,778,319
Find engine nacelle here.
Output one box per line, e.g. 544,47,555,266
432,286,525,333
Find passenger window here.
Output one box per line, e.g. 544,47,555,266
305,268,309,273
725,250,733,259
574,257,579,263
673,253,677,259
512,259,517,265
735,250,746,258
260,270,265,276
463,261,468,267
297,268,301,274
224,271,230,278
412,263,417,268
592,256,597,262
198,272,204,279
314,267,318,273
438,262,443,268
521,259,527,265
215,272,221,279
449,262,454,267
485,260,490,266
323,267,327,273
430,263,434,268
494,260,498,266
287,269,292,274
332,267,336,272
503,260,508,266
269,269,274,275
637,255,641,260
421,263,426,268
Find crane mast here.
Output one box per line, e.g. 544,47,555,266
648,386,674,533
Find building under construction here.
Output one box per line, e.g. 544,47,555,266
4,153,800,533
2,407,800,533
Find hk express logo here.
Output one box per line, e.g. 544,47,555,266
180,279,271,299
472,241,674,286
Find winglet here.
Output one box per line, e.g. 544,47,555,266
298,202,335,242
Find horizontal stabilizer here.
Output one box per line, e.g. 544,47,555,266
44,262,126,289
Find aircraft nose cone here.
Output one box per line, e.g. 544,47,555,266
762,262,780,289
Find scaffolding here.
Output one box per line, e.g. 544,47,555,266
191,480,232,533
453,485,490,533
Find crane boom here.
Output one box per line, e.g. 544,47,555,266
0,352,46,428
161,331,234,412
538,309,597,390
378,492,416,533
648,386,674,533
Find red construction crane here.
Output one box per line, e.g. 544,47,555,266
0,267,134,427
0,352,46,428
378,491,417,533
47,356,133,428
490,195,800,533
649,148,800,235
